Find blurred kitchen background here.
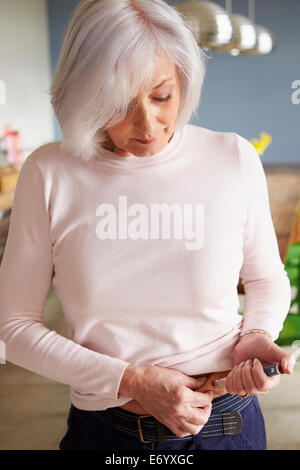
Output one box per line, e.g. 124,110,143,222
0,0,300,450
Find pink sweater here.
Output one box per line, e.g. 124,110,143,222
0,124,291,410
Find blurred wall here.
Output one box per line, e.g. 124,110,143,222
47,0,300,163
47,0,79,144
0,0,55,157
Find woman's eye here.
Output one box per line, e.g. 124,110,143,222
153,95,171,103
127,94,171,112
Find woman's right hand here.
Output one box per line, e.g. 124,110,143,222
118,364,213,438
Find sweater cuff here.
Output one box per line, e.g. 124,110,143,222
104,358,131,401
240,315,287,342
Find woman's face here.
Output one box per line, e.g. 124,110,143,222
104,54,181,157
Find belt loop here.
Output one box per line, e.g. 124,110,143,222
156,421,166,443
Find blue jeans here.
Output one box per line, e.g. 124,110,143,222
59,394,267,450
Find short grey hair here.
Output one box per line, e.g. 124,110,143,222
50,0,207,162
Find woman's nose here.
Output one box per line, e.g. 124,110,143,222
133,103,155,137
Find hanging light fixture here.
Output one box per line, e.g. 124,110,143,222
243,1,276,55
252,25,276,55
224,14,257,55
224,0,276,55
175,0,276,56
174,0,233,50
221,0,256,55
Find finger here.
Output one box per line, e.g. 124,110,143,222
187,375,209,390
187,403,212,425
241,360,257,394
252,358,270,391
233,361,247,395
176,404,211,436
189,390,213,407
176,427,192,438
170,408,210,438
281,356,296,375
225,364,238,394
175,423,201,438
196,376,208,386
252,358,280,392
265,342,296,374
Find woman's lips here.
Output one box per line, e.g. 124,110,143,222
134,137,157,144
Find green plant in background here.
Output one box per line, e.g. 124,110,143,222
276,242,300,346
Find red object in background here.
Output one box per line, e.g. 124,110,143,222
2,125,23,163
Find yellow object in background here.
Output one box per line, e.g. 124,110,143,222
249,132,272,156
0,164,21,193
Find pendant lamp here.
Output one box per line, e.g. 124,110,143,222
175,0,276,56
227,0,276,55
174,0,233,50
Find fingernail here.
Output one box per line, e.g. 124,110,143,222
253,358,259,366
246,359,252,366
287,357,296,374
197,376,208,385
212,377,226,388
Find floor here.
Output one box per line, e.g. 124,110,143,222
0,287,299,450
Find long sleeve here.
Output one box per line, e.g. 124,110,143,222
236,133,291,341
0,154,130,404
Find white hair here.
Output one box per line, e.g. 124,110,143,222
49,0,208,162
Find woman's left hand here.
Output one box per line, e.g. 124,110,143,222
225,333,296,396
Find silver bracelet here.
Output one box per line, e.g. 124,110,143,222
238,329,272,341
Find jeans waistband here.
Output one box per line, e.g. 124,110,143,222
88,393,253,444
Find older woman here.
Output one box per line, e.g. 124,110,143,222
0,0,294,451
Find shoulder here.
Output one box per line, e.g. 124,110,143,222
185,124,250,167
230,132,264,175
26,141,67,166
187,124,260,163
185,123,241,151
21,141,77,178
